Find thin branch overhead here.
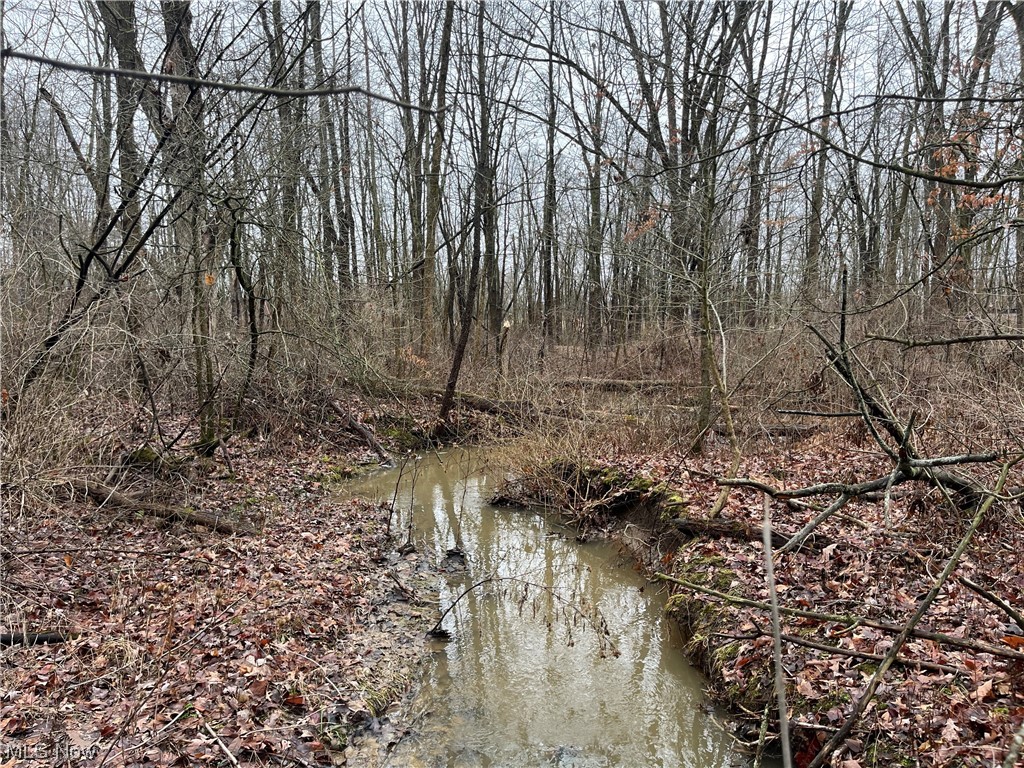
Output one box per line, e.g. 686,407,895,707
0,47,435,113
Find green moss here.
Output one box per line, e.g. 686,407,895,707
323,464,355,482
674,553,732,591
127,446,161,465
663,555,775,713
663,491,686,507
375,414,425,450
713,642,740,666
309,455,357,483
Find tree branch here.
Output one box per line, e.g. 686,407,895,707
2,47,435,112
806,459,1015,768
867,333,1024,348
653,573,1024,662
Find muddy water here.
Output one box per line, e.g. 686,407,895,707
344,449,746,768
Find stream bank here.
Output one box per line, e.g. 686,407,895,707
492,443,1024,768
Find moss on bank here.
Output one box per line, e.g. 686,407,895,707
664,555,775,717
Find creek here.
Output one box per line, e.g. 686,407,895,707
343,448,752,768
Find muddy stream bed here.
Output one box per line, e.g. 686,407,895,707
342,449,757,768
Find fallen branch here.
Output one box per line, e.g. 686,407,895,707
775,409,862,418
806,458,1015,768
909,453,1000,467
958,575,1024,629
68,479,255,535
202,720,240,767
722,460,1003,509
672,516,810,551
719,474,893,500
772,632,963,675
394,383,535,422
867,332,1024,348
329,400,391,465
0,631,79,647
555,377,678,392
777,495,851,555
653,573,1024,662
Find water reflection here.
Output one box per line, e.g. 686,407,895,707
344,450,743,768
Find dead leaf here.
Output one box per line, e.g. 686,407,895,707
940,718,959,743
973,679,993,702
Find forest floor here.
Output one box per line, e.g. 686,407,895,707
0,394,455,768
495,429,1024,768
4,384,1024,768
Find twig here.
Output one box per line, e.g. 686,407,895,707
776,632,962,675
777,494,851,555
386,569,416,600
762,495,793,768
806,458,1016,768
807,322,905,460
203,721,240,767
717,630,963,675
958,575,1024,629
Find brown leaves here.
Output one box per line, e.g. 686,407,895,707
564,437,1024,767
2,430,431,766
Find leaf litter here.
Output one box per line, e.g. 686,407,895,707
499,430,1024,768
1,411,438,767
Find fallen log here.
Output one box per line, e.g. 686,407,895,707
555,377,678,393
68,479,255,535
718,630,964,675
0,631,79,647
329,400,392,465
399,384,536,421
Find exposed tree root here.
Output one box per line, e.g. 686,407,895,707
67,479,255,535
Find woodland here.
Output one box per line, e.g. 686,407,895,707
2,1,1024,767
